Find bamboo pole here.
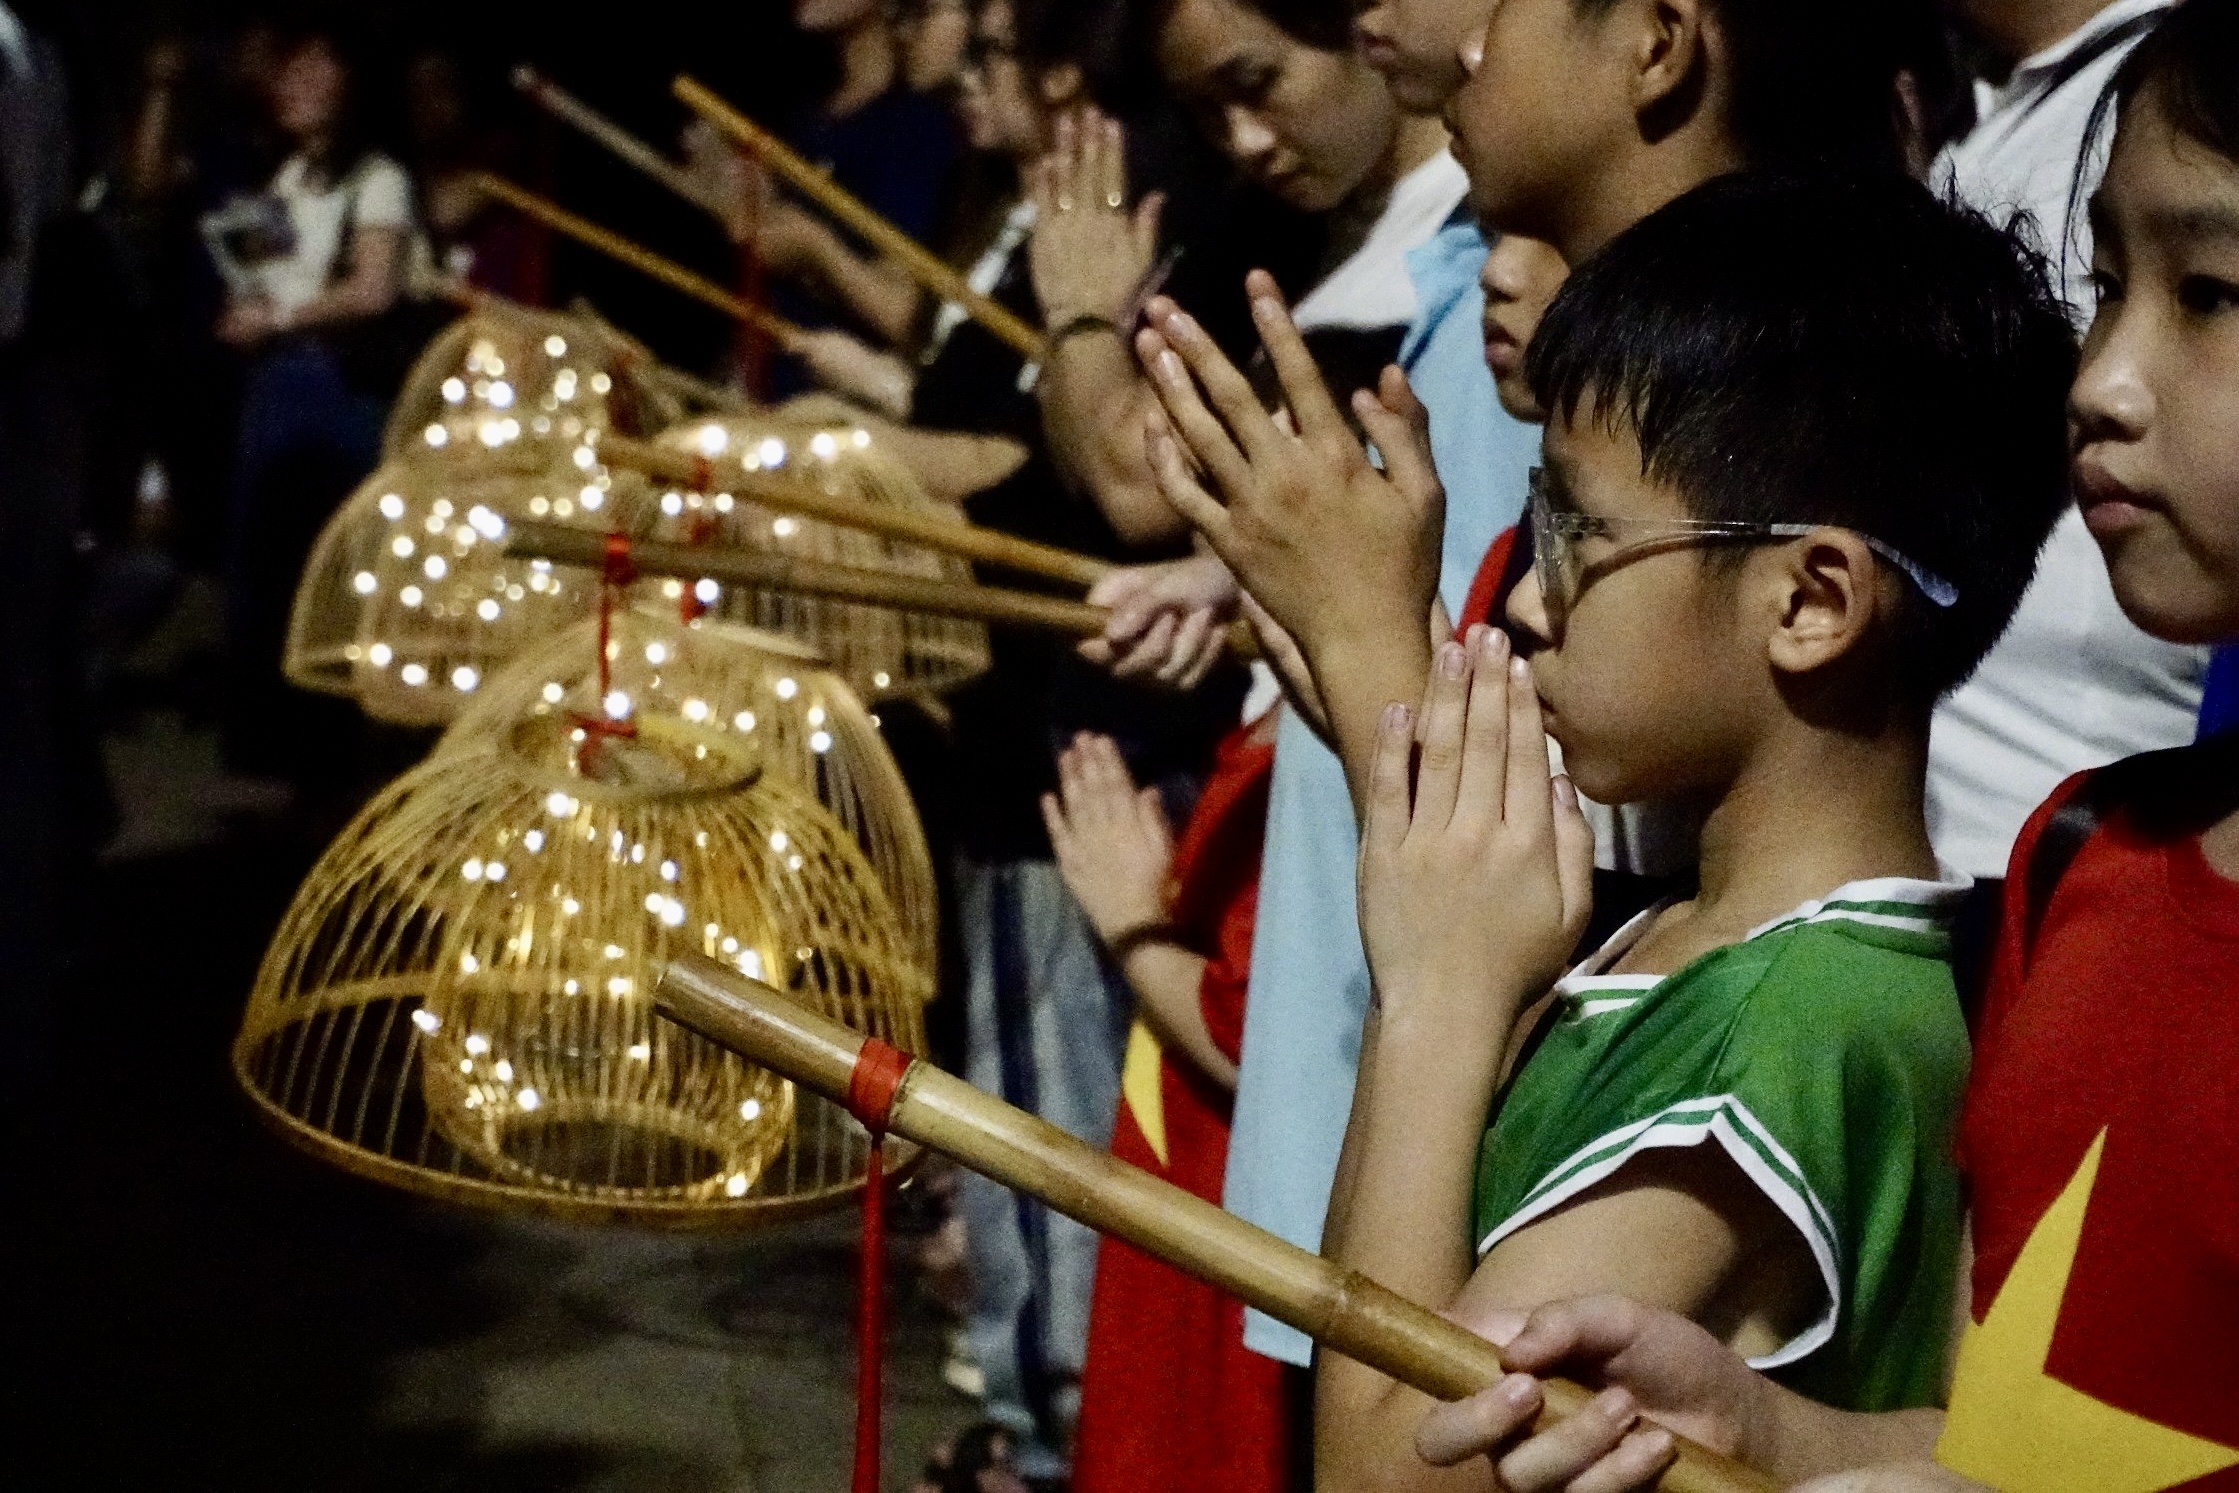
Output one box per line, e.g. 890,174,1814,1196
513,67,720,214
468,172,805,347
593,431,1113,589
653,956,1777,1493
506,520,1111,635
673,76,1048,363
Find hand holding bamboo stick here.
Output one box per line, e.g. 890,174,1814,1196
673,76,1048,363
652,955,1778,1493
504,521,1262,661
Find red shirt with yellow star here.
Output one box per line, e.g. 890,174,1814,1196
1944,742,2239,1491
1073,717,1295,1493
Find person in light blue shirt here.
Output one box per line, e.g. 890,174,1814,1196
1224,205,1535,1364
1074,177,1539,1363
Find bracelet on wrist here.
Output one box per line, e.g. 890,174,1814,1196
1103,920,1184,962
1046,313,1122,351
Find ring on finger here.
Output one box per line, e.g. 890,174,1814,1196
1105,190,1124,209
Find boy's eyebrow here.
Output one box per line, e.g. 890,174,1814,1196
1539,455,1585,513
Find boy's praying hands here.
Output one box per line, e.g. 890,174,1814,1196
1133,271,1455,812
1356,626,1592,1041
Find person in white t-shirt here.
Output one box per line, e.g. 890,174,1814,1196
213,27,414,779
213,32,410,347
1926,0,2204,881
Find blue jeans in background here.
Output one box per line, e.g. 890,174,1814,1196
221,334,384,775
953,857,1132,1479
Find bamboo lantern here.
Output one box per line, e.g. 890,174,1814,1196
444,605,939,967
383,301,679,461
283,448,649,727
233,698,932,1223
644,414,990,699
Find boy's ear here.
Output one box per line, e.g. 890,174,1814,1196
1763,530,1886,679
1629,0,1712,132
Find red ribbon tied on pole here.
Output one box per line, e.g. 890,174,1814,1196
841,1038,913,1493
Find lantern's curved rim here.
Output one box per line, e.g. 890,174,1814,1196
231,1036,924,1230
674,613,830,666
502,705,765,805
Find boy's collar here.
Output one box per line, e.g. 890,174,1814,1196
1743,874,1974,943
1559,873,1974,995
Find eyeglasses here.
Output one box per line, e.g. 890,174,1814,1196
1525,467,1958,633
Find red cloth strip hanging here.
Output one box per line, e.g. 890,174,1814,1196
574,534,640,772
841,1038,914,1493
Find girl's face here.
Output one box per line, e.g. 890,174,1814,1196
954,0,1045,158
900,0,971,93
272,41,346,141
1351,0,1497,114
1156,0,1398,214
2074,85,2239,645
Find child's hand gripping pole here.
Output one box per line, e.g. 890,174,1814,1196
652,954,1780,1493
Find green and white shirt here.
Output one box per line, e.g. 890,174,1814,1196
1470,877,1971,1412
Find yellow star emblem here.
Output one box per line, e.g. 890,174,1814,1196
1122,1020,1169,1168
1938,1129,2239,1491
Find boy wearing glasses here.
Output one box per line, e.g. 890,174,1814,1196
1141,172,2077,1491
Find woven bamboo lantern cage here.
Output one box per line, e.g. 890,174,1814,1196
233,692,932,1223
384,300,679,460
641,413,990,700
282,446,650,727
287,298,726,727
444,604,939,966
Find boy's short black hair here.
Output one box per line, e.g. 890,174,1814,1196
1526,170,2078,705
1573,0,1938,177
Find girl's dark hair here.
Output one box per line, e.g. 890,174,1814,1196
1241,0,1353,49
2104,0,2238,161
273,23,375,183
2064,0,2235,281
1015,0,1147,104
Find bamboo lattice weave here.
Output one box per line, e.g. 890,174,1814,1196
288,306,672,726
640,414,990,699
234,703,929,1224
446,608,939,968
